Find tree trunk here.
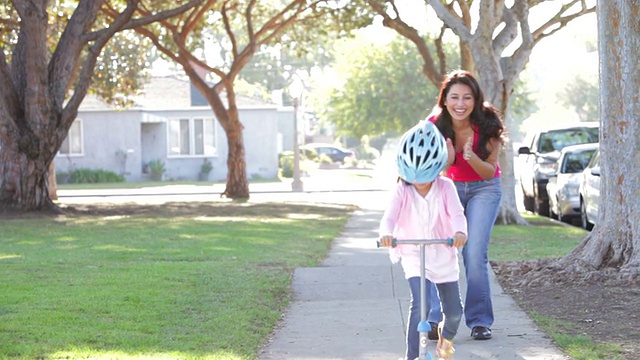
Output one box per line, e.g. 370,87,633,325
221,118,250,199
194,75,250,200
475,62,527,225
558,0,640,276
48,160,58,201
497,141,527,225
496,84,528,225
0,141,55,211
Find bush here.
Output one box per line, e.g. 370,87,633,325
301,147,318,161
318,154,333,164
356,135,381,162
148,159,166,181
279,153,294,178
355,146,380,162
57,168,125,184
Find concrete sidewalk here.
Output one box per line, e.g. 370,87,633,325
259,209,569,360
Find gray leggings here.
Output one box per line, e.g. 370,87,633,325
405,277,463,360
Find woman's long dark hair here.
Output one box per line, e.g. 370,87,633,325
433,70,504,160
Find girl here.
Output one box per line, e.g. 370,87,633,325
379,121,467,360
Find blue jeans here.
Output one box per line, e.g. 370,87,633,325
428,177,502,330
406,277,463,360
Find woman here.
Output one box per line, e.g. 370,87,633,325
428,69,504,341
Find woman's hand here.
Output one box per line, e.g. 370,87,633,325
463,137,475,161
379,235,394,248
452,232,467,248
463,136,500,179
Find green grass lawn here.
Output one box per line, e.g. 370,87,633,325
490,212,588,262
0,203,353,360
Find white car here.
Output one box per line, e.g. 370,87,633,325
579,148,601,230
546,143,598,224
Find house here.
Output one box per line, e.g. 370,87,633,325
55,76,292,183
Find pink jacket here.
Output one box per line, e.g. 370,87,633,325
379,177,467,283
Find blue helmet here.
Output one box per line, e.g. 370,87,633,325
397,121,448,183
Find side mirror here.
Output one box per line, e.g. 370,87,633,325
591,167,601,176
518,146,531,155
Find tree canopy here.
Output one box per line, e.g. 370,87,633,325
321,35,451,139
557,75,600,123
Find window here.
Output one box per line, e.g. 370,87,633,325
538,127,599,153
562,149,597,174
168,117,216,156
59,120,83,155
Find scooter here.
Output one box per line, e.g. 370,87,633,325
377,238,454,360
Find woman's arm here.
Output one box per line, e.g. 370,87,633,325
464,137,501,180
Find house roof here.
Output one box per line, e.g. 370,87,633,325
79,76,276,111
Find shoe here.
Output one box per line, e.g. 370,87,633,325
471,326,492,340
436,326,455,360
427,321,439,340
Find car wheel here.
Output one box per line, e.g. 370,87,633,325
580,199,594,231
523,189,535,212
558,211,572,224
535,195,550,217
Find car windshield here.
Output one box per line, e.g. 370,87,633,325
538,128,599,153
561,149,597,173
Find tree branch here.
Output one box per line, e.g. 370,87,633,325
183,0,218,36
366,0,443,85
87,0,204,42
50,0,108,111
492,2,520,54
62,1,138,122
0,18,20,31
530,0,595,47
505,1,534,80
222,1,239,59
0,48,21,130
428,0,472,43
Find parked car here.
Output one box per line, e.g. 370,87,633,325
579,148,601,230
301,143,355,164
517,122,599,216
546,143,598,224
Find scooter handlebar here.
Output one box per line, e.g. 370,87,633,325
376,238,454,248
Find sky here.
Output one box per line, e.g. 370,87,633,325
521,12,599,133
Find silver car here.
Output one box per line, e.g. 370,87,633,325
546,143,598,224
579,148,601,230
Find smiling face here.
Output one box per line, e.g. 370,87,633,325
444,83,475,122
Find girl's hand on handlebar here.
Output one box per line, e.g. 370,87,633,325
379,235,394,247
453,232,467,247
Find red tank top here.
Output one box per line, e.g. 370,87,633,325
428,116,501,182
